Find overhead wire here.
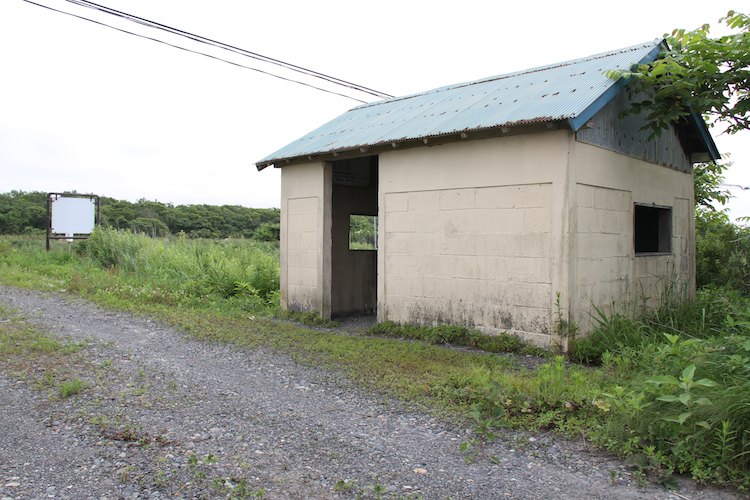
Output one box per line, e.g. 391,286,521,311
62,0,394,100
19,0,391,104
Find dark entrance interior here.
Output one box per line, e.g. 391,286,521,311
634,204,672,254
331,156,378,317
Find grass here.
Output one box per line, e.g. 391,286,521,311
280,310,340,328
1,232,749,490
369,321,547,357
0,303,88,398
57,377,86,398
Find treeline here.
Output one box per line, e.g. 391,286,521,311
0,191,280,240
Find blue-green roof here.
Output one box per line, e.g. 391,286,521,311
257,40,717,169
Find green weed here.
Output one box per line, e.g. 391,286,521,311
591,310,750,488
280,310,340,328
334,479,356,492
57,377,85,398
369,321,546,357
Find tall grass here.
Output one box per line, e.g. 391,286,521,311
80,228,280,310
87,229,277,296
570,287,750,488
569,287,748,365
0,229,280,314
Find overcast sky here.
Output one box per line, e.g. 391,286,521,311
1,0,748,220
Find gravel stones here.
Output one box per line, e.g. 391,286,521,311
0,286,740,499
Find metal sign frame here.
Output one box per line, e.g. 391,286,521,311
46,193,101,251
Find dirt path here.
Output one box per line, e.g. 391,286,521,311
0,286,737,499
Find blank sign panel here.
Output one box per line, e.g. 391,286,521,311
51,196,96,234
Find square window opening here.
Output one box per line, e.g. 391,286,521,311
634,204,671,254
349,214,378,250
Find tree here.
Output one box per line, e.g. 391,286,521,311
616,10,749,135
694,159,731,210
0,191,280,238
253,222,280,242
0,191,47,234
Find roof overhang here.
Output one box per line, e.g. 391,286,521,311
255,120,569,170
676,111,721,163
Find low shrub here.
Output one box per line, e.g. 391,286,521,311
597,332,750,488
572,288,750,488
85,227,144,271
569,310,646,365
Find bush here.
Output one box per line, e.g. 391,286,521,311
574,287,750,488
598,332,750,488
252,222,280,242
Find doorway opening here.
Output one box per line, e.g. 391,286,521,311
331,155,378,317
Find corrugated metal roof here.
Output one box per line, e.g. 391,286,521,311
256,41,664,168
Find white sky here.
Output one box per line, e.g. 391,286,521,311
1,0,748,220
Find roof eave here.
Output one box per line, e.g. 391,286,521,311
255,120,570,169
688,111,721,162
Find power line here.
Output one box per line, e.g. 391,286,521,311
19,0,391,103
62,0,394,100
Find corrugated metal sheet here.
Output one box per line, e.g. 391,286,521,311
257,41,663,168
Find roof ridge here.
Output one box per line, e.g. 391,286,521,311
352,39,662,111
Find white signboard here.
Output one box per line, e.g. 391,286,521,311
51,196,96,235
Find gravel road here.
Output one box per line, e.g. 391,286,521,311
0,286,739,499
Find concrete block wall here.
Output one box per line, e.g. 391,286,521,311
377,132,570,345
573,184,633,321
383,183,553,337
280,162,330,314
286,196,320,310
570,140,696,331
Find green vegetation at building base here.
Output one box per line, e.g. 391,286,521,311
369,321,547,357
0,231,748,491
279,310,340,328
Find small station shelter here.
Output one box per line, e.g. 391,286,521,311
256,40,719,346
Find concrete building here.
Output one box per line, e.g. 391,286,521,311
256,41,719,346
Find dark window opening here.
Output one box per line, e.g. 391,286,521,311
634,204,671,254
